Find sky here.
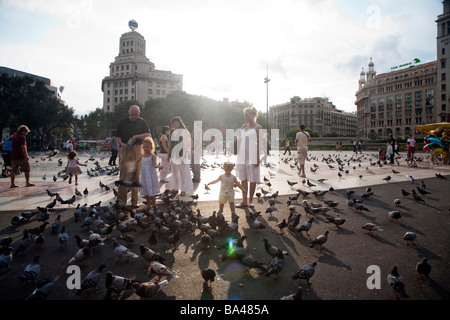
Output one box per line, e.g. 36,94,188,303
0,0,443,116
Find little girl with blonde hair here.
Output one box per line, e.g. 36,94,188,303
140,137,162,210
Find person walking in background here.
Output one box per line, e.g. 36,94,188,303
140,137,161,211
66,150,87,185
1,136,13,177
168,116,193,197
295,124,312,178
387,140,394,164
158,126,171,184
10,125,34,188
407,134,416,157
108,136,119,166
283,138,291,155
236,106,261,208
206,162,246,215
115,105,151,208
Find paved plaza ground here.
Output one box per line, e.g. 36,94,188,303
0,149,449,303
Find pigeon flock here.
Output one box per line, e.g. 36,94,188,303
0,149,449,300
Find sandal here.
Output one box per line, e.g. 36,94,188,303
179,192,186,196
236,203,248,208
248,203,254,208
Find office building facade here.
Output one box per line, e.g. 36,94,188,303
102,29,183,112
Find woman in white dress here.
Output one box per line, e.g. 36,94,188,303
236,107,262,208
168,116,193,197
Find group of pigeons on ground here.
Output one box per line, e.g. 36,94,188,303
0,150,446,300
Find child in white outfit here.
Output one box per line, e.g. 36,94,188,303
140,137,162,210
206,162,246,214
66,150,87,185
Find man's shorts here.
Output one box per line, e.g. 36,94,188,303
297,148,308,165
219,194,235,204
11,159,30,173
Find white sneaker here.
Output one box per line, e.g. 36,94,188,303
300,173,306,178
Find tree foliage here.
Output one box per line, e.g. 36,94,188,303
0,73,75,147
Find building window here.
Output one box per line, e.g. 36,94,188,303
405,93,412,100
395,94,402,101
378,97,384,104
442,73,446,81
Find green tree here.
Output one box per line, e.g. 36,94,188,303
0,73,75,147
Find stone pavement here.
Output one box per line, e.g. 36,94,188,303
0,149,449,301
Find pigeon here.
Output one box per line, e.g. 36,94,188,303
0,247,14,270
412,190,425,203
60,195,76,206
345,190,355,198
0,237,12,249
148,262,179,280
388,210,402,221
246,212,266,231
111,238,139,263
354,202,370,213
57,226,69,247
14,230,32,256
403,232,417,245
33,233,45,250
435,173,447,179
387,266,409,299
201,268,216,289
361,192,374,199
105,271,140,294
264,251,285,279
18,255,41,283
362,223,383,234
262,238,289,257
407,174,415,184
310,231,329,252
280,286,303,300
132,280,168,299
168,230,181,250
291,262,317,285
24,279,55,300
76,264,106,296
287,180,298,187
326,217,346,228
276,219,288,234
148,229,158,247
401,189,410,197
392,169,400,174
51,215,62,234
265,205,278,216
297,218,314,236
416,186,431,196
382,175,392,182
45,199,57,211
416,258,431,285
83,188,89,196
68,247,93,266
238,255,268,273
394,199,401,206
139,244,165,265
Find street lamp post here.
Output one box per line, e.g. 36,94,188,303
264,67,270,127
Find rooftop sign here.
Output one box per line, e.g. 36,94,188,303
390,58,420,70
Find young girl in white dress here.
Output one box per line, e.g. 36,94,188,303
140,137,162,210
66,150,87,185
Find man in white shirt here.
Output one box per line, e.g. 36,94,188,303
295,124,312,178
407,135,416,156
